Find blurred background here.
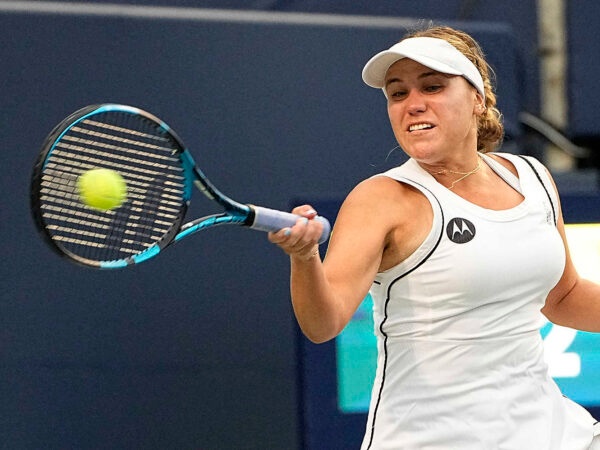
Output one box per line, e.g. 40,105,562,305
1,1,599,449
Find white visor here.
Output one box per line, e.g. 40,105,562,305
361,37,485,99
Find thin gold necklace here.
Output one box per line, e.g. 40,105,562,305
426,154,482,190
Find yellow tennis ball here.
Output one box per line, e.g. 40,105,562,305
77,168,127,211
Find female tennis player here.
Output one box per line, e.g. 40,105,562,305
269,25,600,449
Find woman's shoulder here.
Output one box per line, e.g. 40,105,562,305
351,171,416,201
341,170,430,223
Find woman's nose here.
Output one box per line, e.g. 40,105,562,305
406,90,426,114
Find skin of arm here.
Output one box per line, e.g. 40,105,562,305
270,176,431,343
542,176,600,332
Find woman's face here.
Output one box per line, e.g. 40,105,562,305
384,58,482,164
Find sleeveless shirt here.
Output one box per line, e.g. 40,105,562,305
361,153,596,450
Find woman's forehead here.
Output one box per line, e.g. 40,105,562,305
385,59,448,83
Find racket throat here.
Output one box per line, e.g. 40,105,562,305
244,205,258,227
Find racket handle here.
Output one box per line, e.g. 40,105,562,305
249,205,331,244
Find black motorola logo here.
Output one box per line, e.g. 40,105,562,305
446,218,476,244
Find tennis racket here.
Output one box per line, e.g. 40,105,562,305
30,104,330,269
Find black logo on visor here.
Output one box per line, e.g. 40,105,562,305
446,218,476,244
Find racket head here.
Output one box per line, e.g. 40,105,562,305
30,104,192,268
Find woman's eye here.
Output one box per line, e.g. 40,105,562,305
389,90,407,98
425,85,442,93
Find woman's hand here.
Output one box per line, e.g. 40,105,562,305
267,205,323,261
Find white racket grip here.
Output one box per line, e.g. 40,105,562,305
249,205,331,244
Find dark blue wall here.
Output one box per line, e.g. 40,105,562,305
1,5,521,449
21,0,543,114
567,1,600,144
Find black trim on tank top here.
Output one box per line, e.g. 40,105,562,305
516,155,557,225
365,180,444,449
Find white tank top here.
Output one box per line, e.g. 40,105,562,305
361,153,596,450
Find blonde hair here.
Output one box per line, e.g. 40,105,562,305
404,26,504,153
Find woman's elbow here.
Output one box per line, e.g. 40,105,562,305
300,323,343,344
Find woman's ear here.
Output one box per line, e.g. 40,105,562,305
474,93,486,115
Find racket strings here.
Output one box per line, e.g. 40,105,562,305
38,112,187,265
